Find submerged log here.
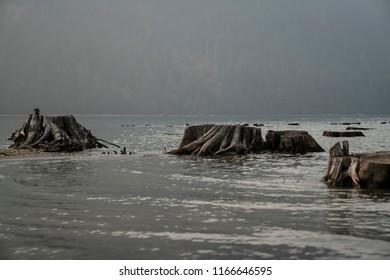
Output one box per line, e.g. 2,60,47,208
265,130,325,154
323,131,365,137
168,125,324,156
323,141,390,189
346,127,371,131
8,108,109,152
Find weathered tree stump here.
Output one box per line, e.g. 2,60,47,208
176,124,215,147
8,108,110,152
265,130,325,154
323,131,365,137
168,125,324,156
323,141,390,189
168,124,266,156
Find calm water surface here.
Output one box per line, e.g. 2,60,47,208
0,115,389,259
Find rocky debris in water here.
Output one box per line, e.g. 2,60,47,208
101,147,132,155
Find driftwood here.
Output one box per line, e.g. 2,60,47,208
346,127,371,131
8,108,109,152
330,122,361,125
168,125,324,156
323,131,365,137
323,141,390,189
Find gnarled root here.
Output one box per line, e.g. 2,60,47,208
8,109,110,153
168,124,265,156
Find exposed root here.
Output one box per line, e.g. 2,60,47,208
8,108,112,153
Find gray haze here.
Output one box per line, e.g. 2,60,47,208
1,0,390,115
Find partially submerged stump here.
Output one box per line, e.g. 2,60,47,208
8,108,110,152
168,125,324,156
266,130,325,154
168,124,265,156
323,131,365,137
323,141,390,189
177,124,215,147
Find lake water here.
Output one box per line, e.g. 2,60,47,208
0,114,390,259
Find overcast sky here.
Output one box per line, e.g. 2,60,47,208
1,0,389,115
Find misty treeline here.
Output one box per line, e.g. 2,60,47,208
1,0,390,115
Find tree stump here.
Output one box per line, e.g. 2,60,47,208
168,125,324,156
265,130,325,154
323,131,365,137
177,124,215,147
8,108,109,152
323,141,390,189
168,124,266,156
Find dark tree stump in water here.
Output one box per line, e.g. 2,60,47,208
265,130,325,154
323,131,365,137
168,125,324,156
323,141,390,189
177,124,215,147
8,108,109,152
168,124,266,156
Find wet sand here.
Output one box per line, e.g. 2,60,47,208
0,148,75,160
